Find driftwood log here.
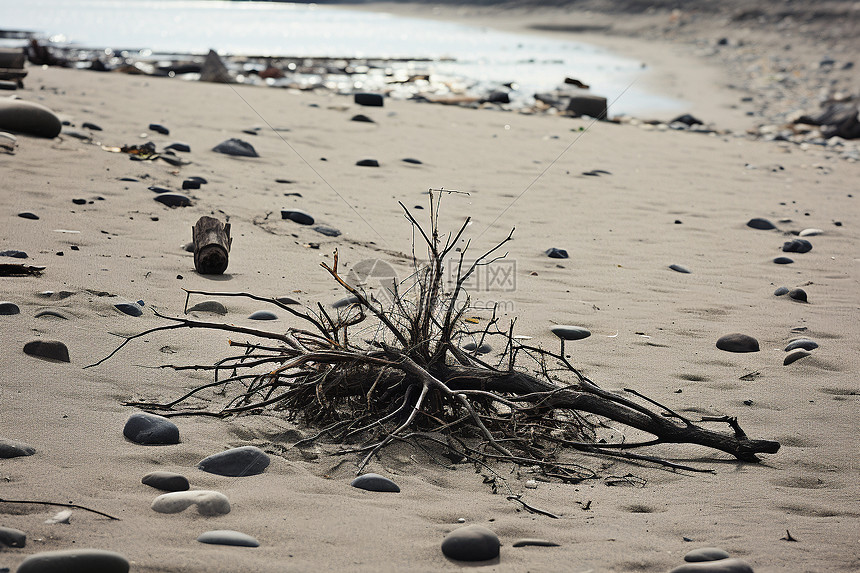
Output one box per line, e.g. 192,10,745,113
192,216,231,274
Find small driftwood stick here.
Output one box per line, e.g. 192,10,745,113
193,216,231,274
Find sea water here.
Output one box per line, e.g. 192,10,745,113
0,0,682,114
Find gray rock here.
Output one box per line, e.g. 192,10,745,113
545,247,568,259
784,349,811,365
23,340,70,362
198,445,270,477
463,342,492,355
773,256,794,264
716,333,759,353
16,549,129,573
351,473,400,493
0,526,26,548
567,94,608,118
123,412,180,445
798,228,823,237
332,295,361,308
788,288,808,302
114,302,143,317
512,538,560,547
785,339,818,351
746,218,776,230
441,525,500,562
669,558,754,573
154,192,192,207
313,225,341,237
187,300,228,314
142,471,190,492
684,547,731,562
34,309,69,320
148,185,171,194
0,438,36,458
551,325,591,341
782,239,812,253
0,300,20,315
198,530,260,547
212,138,258,158
773,286,789,296
281,209,314,225
151,490,230,516
669,264,691,274
0,249,27,258
249,310,277,320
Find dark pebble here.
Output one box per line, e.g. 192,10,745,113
187,176,208,184
114,302,143,317
746,218,776,230
149,123,169,135
356,159,380,167
684,547,731,562
402,158,423,164
788,288,808,302
351,114,374,123
164,142,190,152
148,186,172,194
23,340,70,362
551,325,591,340
669,264,691,273
716,333,759,353
123,412,180,445
0,438,36,458
182,179,201,190
782,239,812,253
313,225,341,237
118,177,138,182
16,549,130,573
0,526,26,548
281,209,314,225
0,249,27,258
154,192,192,207
18,212,39,220
0,301,20,315
332,295,361,308
784,349,811,365
545,247,568,259
81,122,102,131
212,138,258,157
142,471,190,492
785,338,818,351
773,256,794,264
198,445,270,477
197,530,260,548
35,309,69,319
463,342,492,354
441,525,500,562
72,198,87,205
187,300,228,314
512,539,560,548
351,473,400,493
773,286,789,296
248,310,277,320
671,113,704,126
275,296,300,305
354,93,384,107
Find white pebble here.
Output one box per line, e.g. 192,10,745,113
151,490,231,516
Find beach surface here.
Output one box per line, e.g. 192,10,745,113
1,2,859,572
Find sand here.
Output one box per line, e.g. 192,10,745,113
1,3,859,572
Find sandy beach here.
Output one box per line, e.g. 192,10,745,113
1,2,859,572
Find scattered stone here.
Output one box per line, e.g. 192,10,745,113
165,142,190,152
118,177,138,182
23,340,70,362
545,247,568,259
351,114,374,123
441,525,500,562
149,123,169,135
0,301,20,315
746,218,776,230
784,349,811,366
187,176,208,185
669,557,754,573
281,209,314,225
151,490,230,516
114,301,143,317
0,99,62,138
198,445,270,477
716,333,759,353
773,286,789,296
551,325,591,341
35,309,68,319
773,257,794,264
154,192,192,207
354,93,384,107
567,94,608,118
356,159,380,167
72,198,87,205
351,473,400,492
16,549,130,573
0,526,26,548
18,212,39,220
798,228,823,237
0,249,27,258
402,158,423,164
671,114,704,126
684,547,731,562
187,300,228,314
463,342,492,354
332,295,361,308
80,121,102,131
123,412,180,445
313,225,341,237
669,264,691,273
512,539,560,548
276,296,300,305
200,49,232,83
785,339,818,352
212,138,258,158
142,471,190,492
249,310,277,320
782,239,812,253
182,179,201,190
788,288,808,302
0,438,36,458
198,530,260,547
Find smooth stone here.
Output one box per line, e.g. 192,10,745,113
187,300,228,314
81,122,102,131
198,445,270,477
0,438,36,458
782,238,812,253
773,286,789,296
545,247,568,259
788,288,808,302
351,114,374,123
462,342,492,354
23,340,70,362
402,158,423,164
275,296,300,305
0,300,20,315
351,473,400,493
165,142,190,152
684,547,731,562
566,94,608,118
784,349,811,365
551,325,591,341
669,558,754,573
512,538,560,548
798,228,823,237
212,138,258,157
181,179,201,190
124,412,180,445
154,192,192,207
142,471,190,492
72,198,87,205
248,310,277,320
197,530,260,547
669,264,691,273
35,309,69,319
441,525,500,562
16,549,130,573
746,218,776,230
148,123,169,135
0,99,62,138
151,490,231,516
114,302,143,317
0,526,26,548
773,256,794,264
18,211,39,220
0,249,28,258
356,159,380,167
785,339,818,351
332,295,360,308
280,209,314,225
313,225,341,237
716,333,760,353
187,176,208,184
354,93,384,107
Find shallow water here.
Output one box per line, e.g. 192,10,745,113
0,0,683,114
